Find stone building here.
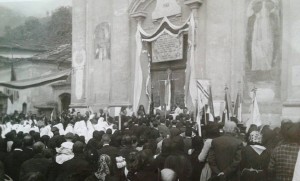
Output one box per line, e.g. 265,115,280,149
71,0,300,127
0,44,71,115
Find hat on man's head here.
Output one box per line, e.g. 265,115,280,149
51,127,59,132
64,132,74,140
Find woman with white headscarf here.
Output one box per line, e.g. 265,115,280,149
240,131,270,181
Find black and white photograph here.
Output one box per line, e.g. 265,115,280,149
0,0,299,180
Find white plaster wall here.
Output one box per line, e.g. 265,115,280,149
0,62,62,114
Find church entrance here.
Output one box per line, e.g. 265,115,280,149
150,34,188,110
59,93,71,112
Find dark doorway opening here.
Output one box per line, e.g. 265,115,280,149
22,103,27,114
59,93,71,112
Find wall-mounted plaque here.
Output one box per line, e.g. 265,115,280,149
152,32,183,63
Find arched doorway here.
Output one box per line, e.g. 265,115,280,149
59,93,71,112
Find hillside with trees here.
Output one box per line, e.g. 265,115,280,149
0,6,26,37
0,6,72,50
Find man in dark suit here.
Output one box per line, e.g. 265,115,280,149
98,134,119,159
183,128,193,154
19,141,51,181
5,139,26,181
150,120,160,140
208,121,242,181
118,135,137,162
22,135,34,160
98,109,106,119
56,141,92,181
48,127,65,152
98,134,120,180
158,118,170,138
135,118,149,138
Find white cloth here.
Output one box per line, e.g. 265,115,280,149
30,126,40,133
22,125,31,134
74,120,94,143
40,125,53,138
94,118,109,131
56,142,74,164
74,120,88,138
293,149,300,181
28,119,37,125
250,145,266,155
64,124,74,135
7,141,13,152
200,162,212,181
54,123,65,136
198,139,212,162
11,124,20,131
0,124,8,138
174,107,183,115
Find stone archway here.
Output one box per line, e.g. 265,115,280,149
59,93,71,112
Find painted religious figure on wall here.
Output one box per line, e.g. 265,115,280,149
94,22,111,61
246,0,280,71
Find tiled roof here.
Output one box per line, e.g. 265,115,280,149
0,44,71,66
31,44,71,63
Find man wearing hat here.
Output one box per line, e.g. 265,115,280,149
48,127,64,151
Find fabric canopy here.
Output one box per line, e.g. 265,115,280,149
139,15,190,39
0,69,71,89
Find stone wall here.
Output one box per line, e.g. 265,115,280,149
281,0,300,122
0,61,61,114
71,0,300,125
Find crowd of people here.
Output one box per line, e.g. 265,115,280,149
0,105,299,181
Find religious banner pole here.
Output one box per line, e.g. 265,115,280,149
105,107,108,121
119,112,121,131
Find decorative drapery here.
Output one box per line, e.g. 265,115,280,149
133,26,143,113
133,14,197,112
139,16,190,40
185,13,197,108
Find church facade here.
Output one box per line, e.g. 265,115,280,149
71,0,300,127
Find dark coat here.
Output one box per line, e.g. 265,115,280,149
154,154,169,170
98,145,120,177
150,128,160,140
129,164,159,181
240,145,270,181
183,137,192,154
208,134,243,181
189,149,205,181
135,125,148,138
164,153,192,181
22,147,34,160
118,146,137,162
0,161,4,181
157,124,170,137
19,154,51,181
4,149,27,181
56,154,92,181
98,145,119,159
